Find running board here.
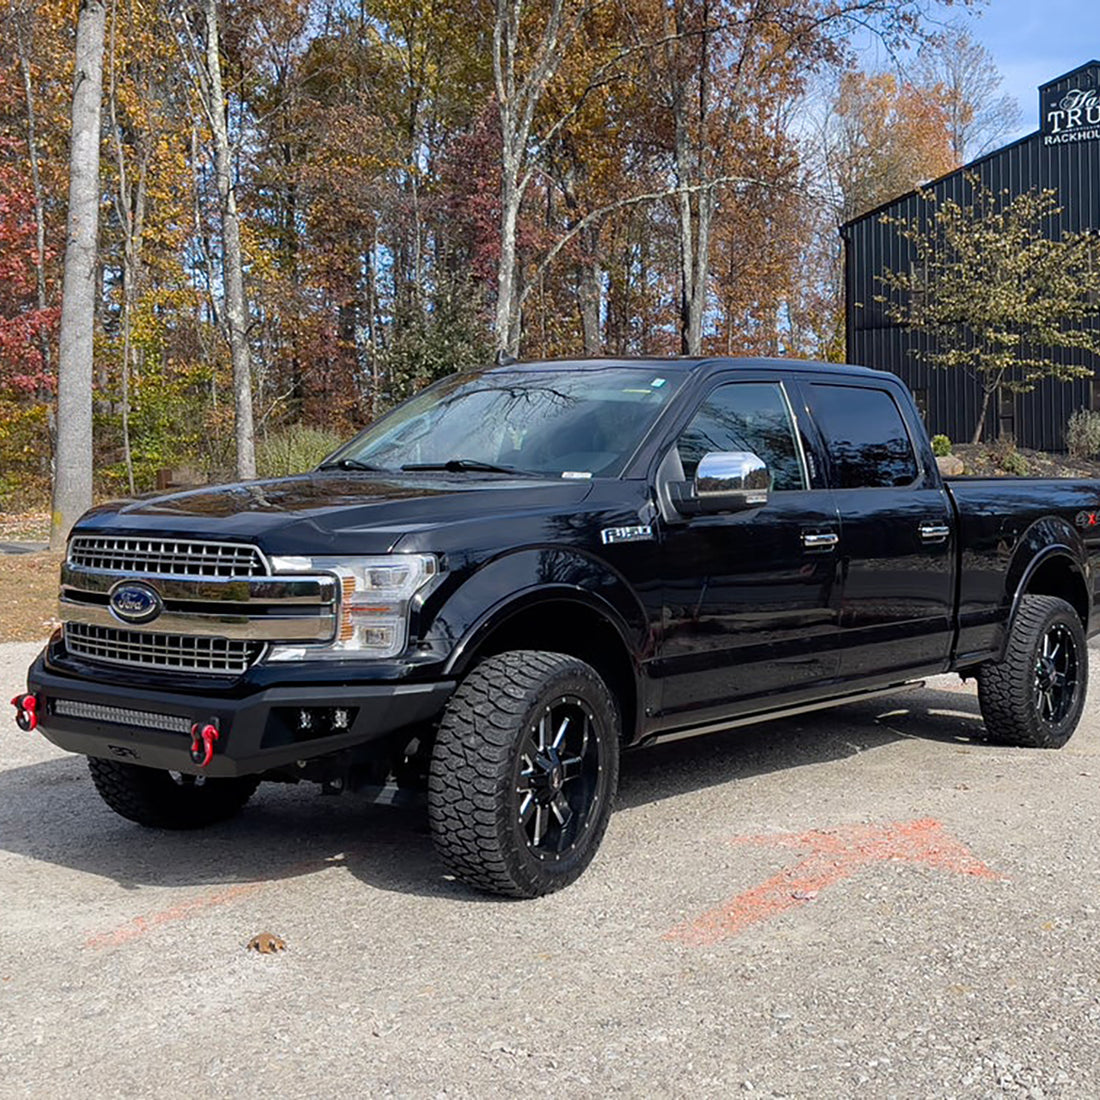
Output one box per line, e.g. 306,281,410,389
642,681,925,747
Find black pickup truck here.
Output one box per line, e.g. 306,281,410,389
17,357,1100,897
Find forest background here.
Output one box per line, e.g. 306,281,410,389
0,0,1021,512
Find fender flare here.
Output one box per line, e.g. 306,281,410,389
427,547,650,725
999,517,1090,654
442,582,642,682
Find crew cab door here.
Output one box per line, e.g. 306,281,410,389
797,380,957,679
655,378,843,723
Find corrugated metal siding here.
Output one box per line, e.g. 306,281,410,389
844,64,1100,450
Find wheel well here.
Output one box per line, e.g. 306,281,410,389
1022,556,1089,626
466,602,639,741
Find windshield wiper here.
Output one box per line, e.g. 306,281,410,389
401,459,527,475
318,457,387,472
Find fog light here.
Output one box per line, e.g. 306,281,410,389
298,709,314,731
332,708,350,730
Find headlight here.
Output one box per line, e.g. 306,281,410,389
266,554,438,661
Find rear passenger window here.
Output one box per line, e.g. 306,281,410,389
809,384,918,489
678,382,805,490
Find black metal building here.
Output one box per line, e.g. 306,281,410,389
841,61,1100,449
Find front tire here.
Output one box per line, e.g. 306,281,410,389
428,651,620,898
977,594,1088,748
88,758,260,829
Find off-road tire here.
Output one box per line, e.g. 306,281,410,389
428,651,620,898
88,757,260,829
977,594,1088,748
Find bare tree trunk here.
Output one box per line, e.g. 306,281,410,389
671,0,717,357
971,388,994,445
108,0,142,495
51,0,106,550
686,186,714,353
578,222,602,354
668,100,695,352
202,0,256,480
13,14,52,400
673,100,701,355
492,0,573,356
495,156,522,355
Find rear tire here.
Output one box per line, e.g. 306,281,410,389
977,594,1088,748
428,651,620,898
88,758,260,829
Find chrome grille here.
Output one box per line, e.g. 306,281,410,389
65,623,262,676
68,536,266,578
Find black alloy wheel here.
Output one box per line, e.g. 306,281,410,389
978,594,1088,749
428,650,620,898
515,693,603,862
1033,620,1080,727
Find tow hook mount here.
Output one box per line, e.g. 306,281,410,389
189,717,221,768
11,693,38,732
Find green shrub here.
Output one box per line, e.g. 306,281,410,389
376,280,492,410
0,401,51,509
930,434,952,457
256,424,346,478
1065,408,1100,459
988,436,1029,477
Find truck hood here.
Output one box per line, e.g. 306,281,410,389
73,472,596,556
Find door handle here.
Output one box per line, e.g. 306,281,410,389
802,531,839,550
918,522,950,543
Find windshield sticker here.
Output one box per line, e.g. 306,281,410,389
650,377,666,387
561,471,593,480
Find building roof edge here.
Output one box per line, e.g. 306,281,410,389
1039,60,1100,91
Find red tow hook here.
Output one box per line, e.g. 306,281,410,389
11,693,38,732
189,718,220,768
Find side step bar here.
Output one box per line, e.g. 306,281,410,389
642,681,925,747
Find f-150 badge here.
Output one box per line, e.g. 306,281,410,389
601,525,654,545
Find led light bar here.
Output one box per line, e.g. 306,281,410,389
53,698,193,735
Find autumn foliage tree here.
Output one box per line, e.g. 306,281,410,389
1,0,1001,521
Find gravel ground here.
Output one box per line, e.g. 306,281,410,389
3,639,1100,1098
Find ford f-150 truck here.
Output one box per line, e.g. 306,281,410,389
16,357,1100,897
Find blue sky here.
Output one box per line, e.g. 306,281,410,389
957,0,1098,137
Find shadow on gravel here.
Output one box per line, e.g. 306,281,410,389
0,684,989,900
616,683,988,810
0,755,460,900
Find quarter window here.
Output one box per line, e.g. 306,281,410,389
677,382,805,490
809,384,919,489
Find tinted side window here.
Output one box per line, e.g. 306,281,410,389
678,382,805,490
809,384,918,489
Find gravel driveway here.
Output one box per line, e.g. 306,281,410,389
3,638,1100,1097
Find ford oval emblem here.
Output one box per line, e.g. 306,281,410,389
108,581,163,625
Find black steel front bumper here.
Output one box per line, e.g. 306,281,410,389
24,650,455,778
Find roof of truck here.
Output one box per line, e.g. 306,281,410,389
491,356,894,382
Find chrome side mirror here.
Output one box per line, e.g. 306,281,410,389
694,451,770,512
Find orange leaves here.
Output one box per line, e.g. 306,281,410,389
833,70,959,220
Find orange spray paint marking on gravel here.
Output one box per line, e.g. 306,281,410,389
84,854,350,949
85,882,268,948
664,818,1002,947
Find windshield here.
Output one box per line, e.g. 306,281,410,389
326,366,683,478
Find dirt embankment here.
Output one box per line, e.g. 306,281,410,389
951,444,1100,479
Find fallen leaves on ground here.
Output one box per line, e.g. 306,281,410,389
0,552,62,642
247,932,287,954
